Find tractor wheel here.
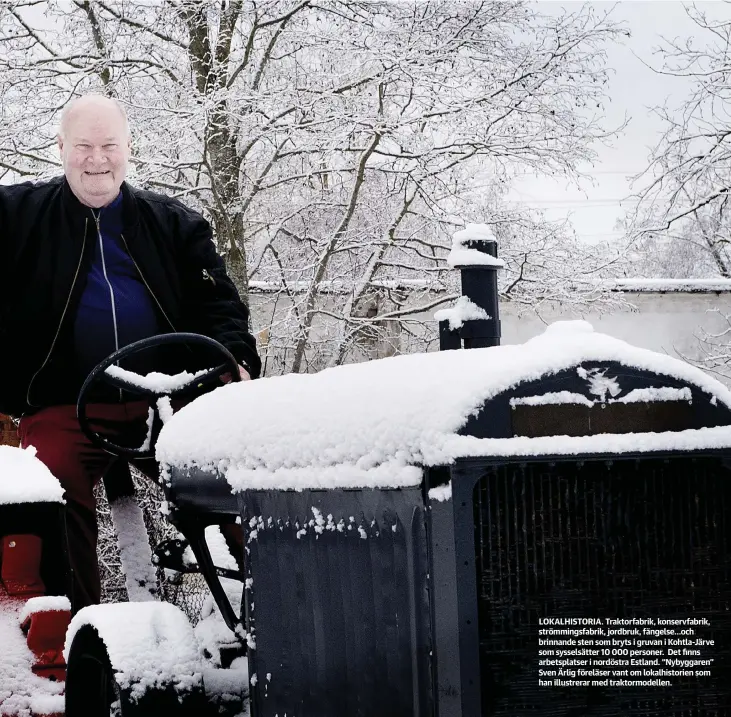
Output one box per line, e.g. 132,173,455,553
65,624,122,717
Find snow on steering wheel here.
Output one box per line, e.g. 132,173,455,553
76,332,241,460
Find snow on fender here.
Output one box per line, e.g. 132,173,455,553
64,602,202,700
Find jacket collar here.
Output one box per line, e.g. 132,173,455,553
61,176,139,232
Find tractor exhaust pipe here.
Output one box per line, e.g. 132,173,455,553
438,229,502,350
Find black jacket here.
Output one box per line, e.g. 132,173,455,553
0,176,261,416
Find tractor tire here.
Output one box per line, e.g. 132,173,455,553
65,624,123,717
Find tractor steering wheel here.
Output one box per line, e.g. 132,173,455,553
77,333,241,460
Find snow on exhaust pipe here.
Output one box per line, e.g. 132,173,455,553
436,223,503,350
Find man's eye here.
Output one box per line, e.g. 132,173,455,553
77,145,91,150
103,144,118,150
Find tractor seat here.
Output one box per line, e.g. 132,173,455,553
168,467,238,516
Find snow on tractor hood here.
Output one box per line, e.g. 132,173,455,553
0,445,64,505
155,321,731,492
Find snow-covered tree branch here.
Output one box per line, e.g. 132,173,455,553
0,0,627,372
629,3,731,278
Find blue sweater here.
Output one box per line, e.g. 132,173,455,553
74,192,160,381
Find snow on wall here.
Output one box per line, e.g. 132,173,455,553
607,278,731,292
156,321,731,492
0,446,64,506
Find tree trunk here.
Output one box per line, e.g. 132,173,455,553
182,3,249,298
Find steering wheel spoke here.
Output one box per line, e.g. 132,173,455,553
169,363,230,399
99,367,160,398
77,334,241,459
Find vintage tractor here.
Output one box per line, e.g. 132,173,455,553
4,238,731,716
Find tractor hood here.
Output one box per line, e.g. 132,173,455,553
156,321,731,493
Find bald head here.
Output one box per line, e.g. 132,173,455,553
58,95,130,141
58,95,131,208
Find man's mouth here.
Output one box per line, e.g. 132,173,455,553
85,171,111,176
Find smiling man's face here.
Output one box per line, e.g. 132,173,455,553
58,97,131,208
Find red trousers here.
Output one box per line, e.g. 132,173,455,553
18,402,158,612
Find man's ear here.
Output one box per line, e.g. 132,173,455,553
57,135,64,155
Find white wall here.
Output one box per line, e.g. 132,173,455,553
248,289,731,376
501,292,731,362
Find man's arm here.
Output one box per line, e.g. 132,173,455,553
179,213,262,379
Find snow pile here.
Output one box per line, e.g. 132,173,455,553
0,446,64,505
0,598,64,716
447,223,505,268
17,596,71,625
64,602,202,700
616,387,692,404
109,497,158,602
511,387,692,408
156,320,731,492
511,391,594,407
434,295,489,330
446,426,731,459
428,484,452,502
202,658,248,710
194,526,243,665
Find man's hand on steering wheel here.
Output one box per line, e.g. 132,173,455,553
221,365,251,383
77,333,244,459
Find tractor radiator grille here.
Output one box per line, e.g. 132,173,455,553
474,457,731,716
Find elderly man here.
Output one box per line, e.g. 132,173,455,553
0,94,260,610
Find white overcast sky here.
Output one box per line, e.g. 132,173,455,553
510,1,726,243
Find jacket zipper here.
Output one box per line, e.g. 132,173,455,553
94,211,120,353
120,234,177,332
26,219,89,408
94,211,123,402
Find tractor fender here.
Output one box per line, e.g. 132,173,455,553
64,602,203,701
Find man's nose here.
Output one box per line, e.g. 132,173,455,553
87,148,108,163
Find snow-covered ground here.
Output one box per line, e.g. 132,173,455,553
0,597,64,717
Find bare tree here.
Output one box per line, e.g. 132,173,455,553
1,0,627,372
629,3,731,277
